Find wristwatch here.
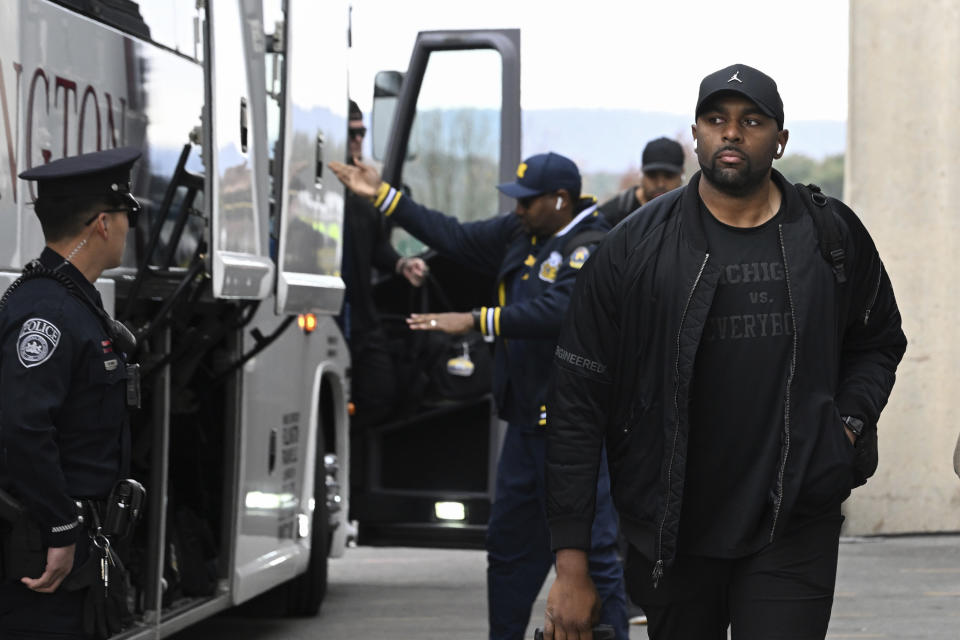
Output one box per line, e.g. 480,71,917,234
841,415,865,440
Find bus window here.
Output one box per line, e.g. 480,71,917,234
137,0,204,59
392,49,502,257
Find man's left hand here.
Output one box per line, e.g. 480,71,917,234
407,312,472,335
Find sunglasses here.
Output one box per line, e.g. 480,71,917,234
348,126,367,139
84,204,141,229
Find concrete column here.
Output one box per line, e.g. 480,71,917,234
845,0,960,533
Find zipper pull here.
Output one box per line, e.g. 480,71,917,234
651,559,664,588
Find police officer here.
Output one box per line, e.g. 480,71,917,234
0,147,141,639
330,152,628,640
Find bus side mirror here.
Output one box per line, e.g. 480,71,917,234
371,70,417,162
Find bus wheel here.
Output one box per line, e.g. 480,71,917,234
285,445,330,615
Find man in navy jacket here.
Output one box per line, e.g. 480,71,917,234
332,152,627,640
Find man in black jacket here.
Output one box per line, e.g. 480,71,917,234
598,137,685,227
341,100,426,427
542,64,906,640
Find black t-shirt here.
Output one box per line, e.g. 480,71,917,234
679,197,793,558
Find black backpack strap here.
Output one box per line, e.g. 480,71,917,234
563,229,607,258
796,183,847,284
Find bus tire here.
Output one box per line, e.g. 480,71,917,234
285,437,329,616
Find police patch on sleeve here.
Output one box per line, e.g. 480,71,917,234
568,246,591,270
17,318,61,368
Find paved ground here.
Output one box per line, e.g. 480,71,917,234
172,534,960,639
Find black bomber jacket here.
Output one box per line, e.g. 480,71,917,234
545,170,906,584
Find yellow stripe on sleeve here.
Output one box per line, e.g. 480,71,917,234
384,191,403,216
373,182,391,207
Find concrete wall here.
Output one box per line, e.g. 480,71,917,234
845,0,960,534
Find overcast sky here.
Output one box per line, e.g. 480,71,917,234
348,0,850,123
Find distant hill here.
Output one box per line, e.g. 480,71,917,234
524,109,845,173
290,104,845,177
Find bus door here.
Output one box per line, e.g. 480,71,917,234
231,0,348,608
354,30,521,547
273,0,348,316
206,0,274,300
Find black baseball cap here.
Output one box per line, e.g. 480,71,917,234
496,152,581,199
20,146,142,209
642,137,684,174
695,64,784,130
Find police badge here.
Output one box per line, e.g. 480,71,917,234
17,317,61,368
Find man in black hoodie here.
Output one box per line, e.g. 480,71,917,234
541,64,906,640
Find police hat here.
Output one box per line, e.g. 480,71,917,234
19,146,142,209
497,152,581,199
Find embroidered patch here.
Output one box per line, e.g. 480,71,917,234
538,251,563,283
569,246,591,269
17,318,61,368
104,358,119,371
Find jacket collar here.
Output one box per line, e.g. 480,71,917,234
679,169,802,253
38,246,104,308
554,201,599,238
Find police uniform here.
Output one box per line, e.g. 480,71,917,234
0,147,140,639
372,152,627,640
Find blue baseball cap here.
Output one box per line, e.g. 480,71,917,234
496,152,581,199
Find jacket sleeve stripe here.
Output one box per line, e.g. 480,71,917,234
50,518,80,534
494,306,502,336
373,182,391,208
384,190,403,216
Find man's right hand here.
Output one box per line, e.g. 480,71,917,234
329,157,382,199
22,543,75,593
543,548,600,639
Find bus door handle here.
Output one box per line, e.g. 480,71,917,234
268,428,277,474
315,133,324,185
240,97,249,153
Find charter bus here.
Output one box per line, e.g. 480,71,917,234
0,0,351,634
0,0,522,634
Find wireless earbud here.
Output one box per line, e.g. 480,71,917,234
555,197,562,210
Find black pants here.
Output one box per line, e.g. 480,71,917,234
0,541,89,639
350,327,398,428
0,581,86,639
625,510,844,640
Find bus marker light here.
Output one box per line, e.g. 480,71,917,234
435,501,466,521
